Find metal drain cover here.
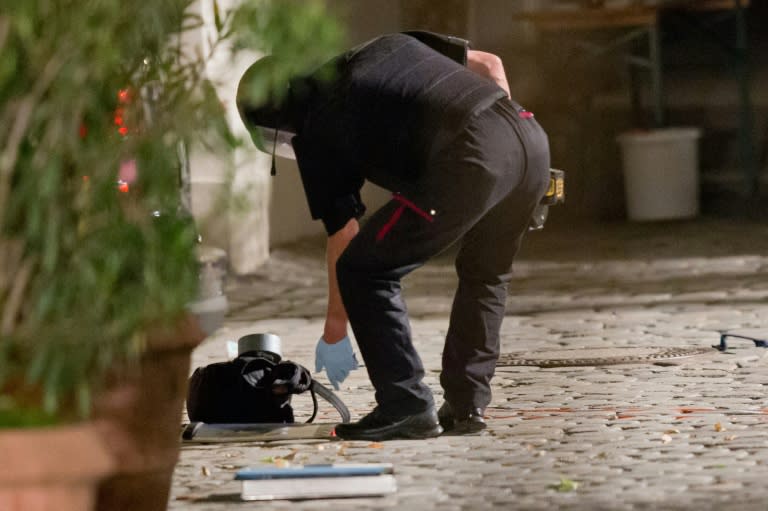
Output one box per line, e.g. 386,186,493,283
497,346,714,368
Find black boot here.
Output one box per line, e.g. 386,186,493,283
437,402,486,434
335,406,443,441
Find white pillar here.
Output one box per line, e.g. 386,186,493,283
185,0,271,274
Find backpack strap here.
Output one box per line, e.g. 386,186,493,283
306,387,319,423
229,355,351,424
310,379,351,424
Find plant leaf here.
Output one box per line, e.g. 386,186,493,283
213,0,223,33
551,478,579,492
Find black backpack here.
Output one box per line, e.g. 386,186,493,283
186,351,349,424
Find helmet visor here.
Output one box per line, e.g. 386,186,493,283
256,126,296,160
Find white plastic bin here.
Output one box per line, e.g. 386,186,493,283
617,128,702,221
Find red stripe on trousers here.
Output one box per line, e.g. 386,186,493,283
376,193,434,242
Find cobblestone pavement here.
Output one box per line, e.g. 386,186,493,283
170,219,768,511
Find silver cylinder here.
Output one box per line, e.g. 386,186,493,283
237,333,282,358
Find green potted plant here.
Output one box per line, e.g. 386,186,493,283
0,1,340,510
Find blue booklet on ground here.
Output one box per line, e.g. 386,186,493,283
235,464,396,500
235,463,394,479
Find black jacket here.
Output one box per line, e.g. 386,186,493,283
239,31,506,235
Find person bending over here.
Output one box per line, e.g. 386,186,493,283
237,31,550,441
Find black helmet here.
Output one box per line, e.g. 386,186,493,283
236,56,309,135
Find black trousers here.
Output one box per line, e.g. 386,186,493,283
337,98,550,417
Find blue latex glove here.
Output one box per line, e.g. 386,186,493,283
315,336,359,390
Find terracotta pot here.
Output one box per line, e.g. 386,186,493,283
0,423,115,511
92,315,205,511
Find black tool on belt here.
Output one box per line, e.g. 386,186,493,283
529,168,565,231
